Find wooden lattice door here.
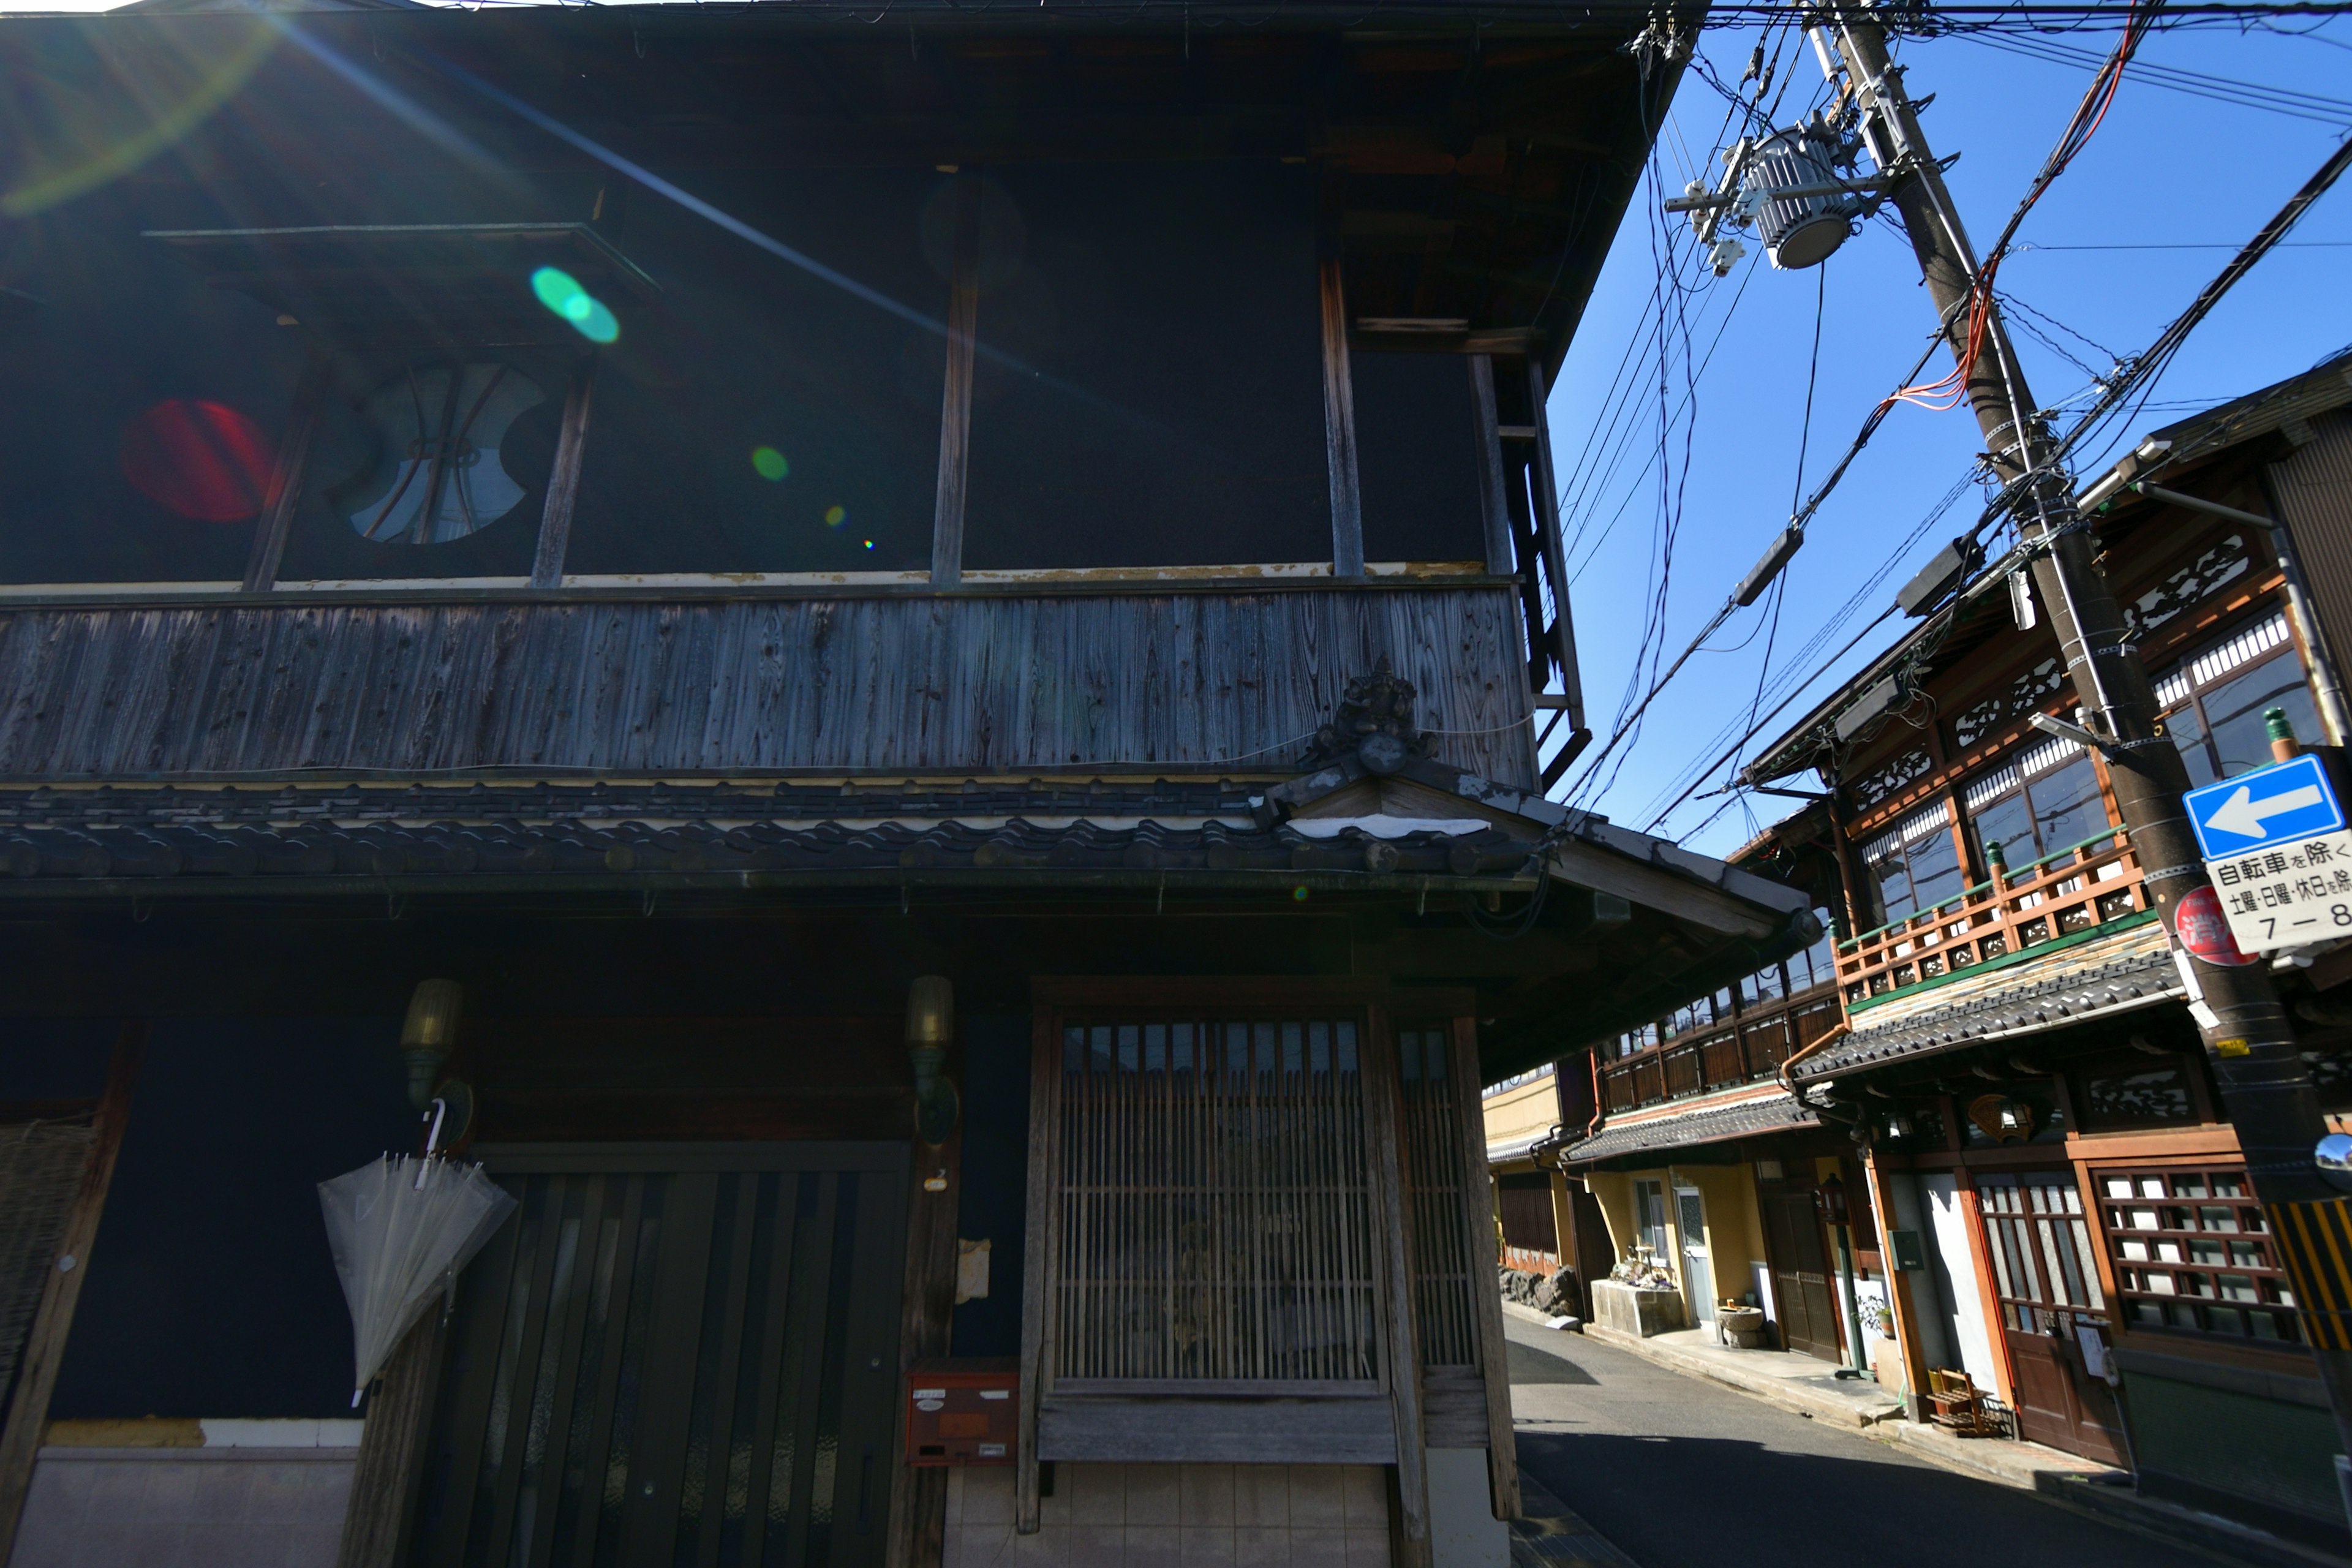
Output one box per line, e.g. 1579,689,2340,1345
1976,1170,2125,1464
407,1145,907,1568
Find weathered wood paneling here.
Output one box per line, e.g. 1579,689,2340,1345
0,588,1537,785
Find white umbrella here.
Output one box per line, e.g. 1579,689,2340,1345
318,1150,516,1404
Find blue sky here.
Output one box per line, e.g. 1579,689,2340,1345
1542,18,2352,858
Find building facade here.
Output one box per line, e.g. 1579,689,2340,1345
1541,352,2352,1551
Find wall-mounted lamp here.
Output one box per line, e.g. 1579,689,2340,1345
401,979,464,1112
1815,1174,1849,1224
907,975,960,1147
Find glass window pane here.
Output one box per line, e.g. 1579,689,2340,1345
2023,755,2110,864
1868,842,1916,925
1969,789,2035,875
1905,820,1966,913
2203,647,2320,777
2163,691,2218,789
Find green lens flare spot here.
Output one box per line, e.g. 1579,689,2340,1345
1292,885,1310,902
752,447,789,481
824,505,847,527
531,266,619,344
862,538,876,550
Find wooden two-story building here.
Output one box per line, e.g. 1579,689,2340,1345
1548,350,2352,1554
0,6,1815,1568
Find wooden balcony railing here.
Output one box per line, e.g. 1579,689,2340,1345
1836,827,2151,1006
1599,990,1842,1112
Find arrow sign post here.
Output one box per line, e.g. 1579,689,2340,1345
2185,753,2352,954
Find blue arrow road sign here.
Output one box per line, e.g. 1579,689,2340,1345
2185,752,2346,859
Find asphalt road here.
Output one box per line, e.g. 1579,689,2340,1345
1503,1314,2216,1568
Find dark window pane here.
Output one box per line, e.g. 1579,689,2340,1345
2165,695,2218,790
2023,755,2110,864
2204,647,2319,777
1905,820,1966,913
1969,790,2035,875
1354,352,1487,565
964,161,1326,570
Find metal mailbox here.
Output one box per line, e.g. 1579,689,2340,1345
905,1356,1017,1466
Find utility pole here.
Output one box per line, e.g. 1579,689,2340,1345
1817,12,2352,1501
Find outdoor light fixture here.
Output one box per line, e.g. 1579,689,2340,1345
907,974,960,1147
401,979,464,1112
1816,1175,1849,1224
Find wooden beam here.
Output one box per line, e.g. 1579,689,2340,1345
1361,1007,1430,1568
1469,356,1515,578
0,1023,144,1562
530,356,598,590
1319,255,1365,581
1014,1008,1058,1535
243,345,333,592
333,1316,442,1568
1522,358,1583,729
1447,1014,1520,1520
1547,840,1779,940
885,1126,964,1568
930,175,982,590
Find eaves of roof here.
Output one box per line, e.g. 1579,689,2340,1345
1559,1089,1820,1166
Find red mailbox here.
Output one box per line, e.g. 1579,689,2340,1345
905,1357,1017,1466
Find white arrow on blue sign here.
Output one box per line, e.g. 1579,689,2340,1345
2185,752,2346,859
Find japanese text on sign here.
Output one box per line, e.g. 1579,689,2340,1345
2211,827,2352,952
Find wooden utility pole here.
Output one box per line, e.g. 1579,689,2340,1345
1819,13,2352,1498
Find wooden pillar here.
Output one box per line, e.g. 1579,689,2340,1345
530,356,598,589
1950,1165,2021,1411
930,174,982,590
1468,356,1515,579
1362,1008,1430,1568
1860,1143,1929,1419
886,1126,964,1568
0,1025,144,1562
1318,256,1364,580
243,347,334,592
333,1316,442,1568
1447,1016,1520,1520
1014,1014,1058,1536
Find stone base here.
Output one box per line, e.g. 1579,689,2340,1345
1589,1280,1684,1338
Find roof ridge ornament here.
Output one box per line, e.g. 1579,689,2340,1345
1299,657,1436,775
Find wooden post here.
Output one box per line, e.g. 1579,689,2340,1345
0,1023,144,1562
1015,1011,1058,1535
1318,257,1364,581
530,356,598,590
886,1126,963,1568
1859,1144,1929,1419
1521,358,1581,728
244,346,334,592
1361,1009,1430,1568
1447,1016,1520,1520
1468,357,1514,578
334,1316,442,1568
931,175,982,590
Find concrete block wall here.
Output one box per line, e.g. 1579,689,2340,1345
947,1463,1393,1568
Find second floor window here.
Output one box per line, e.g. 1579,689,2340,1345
1864,805,1964,927
1962,734,2113,875
2156,612,2321,787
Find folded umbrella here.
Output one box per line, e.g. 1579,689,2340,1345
319,1153,517,1405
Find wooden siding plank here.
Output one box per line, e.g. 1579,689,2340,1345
0,589,1535,785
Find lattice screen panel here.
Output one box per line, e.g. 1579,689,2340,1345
0,1117,96,1420
1396,1029,1477,1370
1054,1020,1379,1385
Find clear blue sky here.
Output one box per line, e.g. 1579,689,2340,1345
1543,18,2352,858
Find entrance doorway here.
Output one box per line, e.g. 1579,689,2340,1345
1673,1186,1715,1324
1762,1186,1840,1361
407,1144,909,1568
1976,1170,2125,1464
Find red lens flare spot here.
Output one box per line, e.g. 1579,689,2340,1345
118,400,276,522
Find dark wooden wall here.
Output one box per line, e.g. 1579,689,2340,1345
0,585,1536,785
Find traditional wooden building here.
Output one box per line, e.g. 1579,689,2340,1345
1551,350,2352,1554
0,6,1815,1568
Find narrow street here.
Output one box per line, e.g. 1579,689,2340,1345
1504,1317,2215,1568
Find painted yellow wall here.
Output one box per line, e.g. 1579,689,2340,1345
1481,1072,1560,1152
1584,1171,1635,1264
1577,1164,1767,1319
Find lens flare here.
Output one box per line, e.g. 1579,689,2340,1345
118,400,275,522
1292,886,1311,903
862,539,876,550
824,505,847,528
752,447,789,481
530,266,619,344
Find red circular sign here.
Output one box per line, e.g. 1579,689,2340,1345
2174,884,2258,967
